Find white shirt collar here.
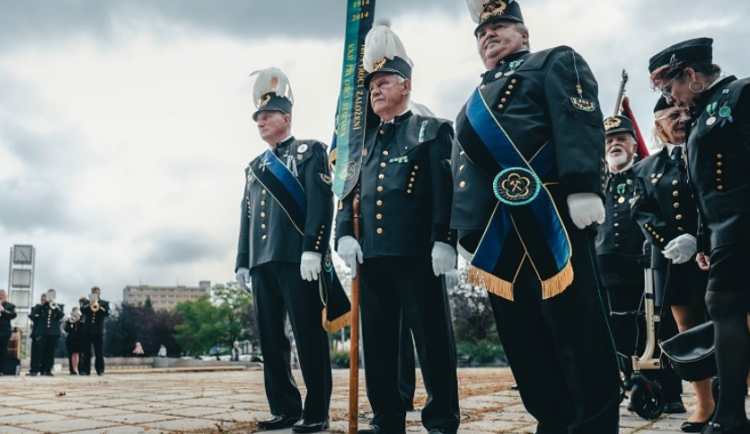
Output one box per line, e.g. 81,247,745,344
383,109,411,124
610,160,635,174
665,142,685,156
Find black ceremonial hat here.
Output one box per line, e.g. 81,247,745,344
250,67,294,122
648,37,713,74
362,19,413,89
468,0,524,36
252,93,292,121
653,96,672,113
604,115,635,138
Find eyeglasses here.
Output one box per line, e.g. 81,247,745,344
657,73,680,99
655,111,684,122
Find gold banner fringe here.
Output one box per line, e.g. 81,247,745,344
468,266,514,301
322,308,351,333
540,261,574,300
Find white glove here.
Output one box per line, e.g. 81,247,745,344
300,252,322,281
663,234,697,264
432,242,457,276
235,267,251,293
444,268,460,288
567,193,605,229
337,235,363,278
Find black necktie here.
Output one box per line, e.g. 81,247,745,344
671,146,683,162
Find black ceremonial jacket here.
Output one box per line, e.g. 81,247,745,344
336,111,456,259
452,48,605,252
38,303,64,337
236,137,333,271
631,147,699,255
0,302,16,337
81,300,110,335
685,76,750,253
595,167,645,288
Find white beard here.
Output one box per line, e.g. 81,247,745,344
606,153,628,170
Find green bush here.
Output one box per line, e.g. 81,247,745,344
330,350,349,368
456,340,505,364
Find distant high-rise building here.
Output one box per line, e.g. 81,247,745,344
122,281,211,310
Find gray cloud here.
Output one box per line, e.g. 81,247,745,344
0,0,463,52
142,230,224,266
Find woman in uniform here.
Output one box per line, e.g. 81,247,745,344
650,37,750,434
632,96,713,432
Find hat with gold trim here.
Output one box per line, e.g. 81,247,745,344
467,0,524,36
604,115,635,138
250,67,294,121
363,19,413,89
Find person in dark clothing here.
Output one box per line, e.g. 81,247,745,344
65,307,84,375
0,290,18,376
80,286,110,376
39,289,64,376
27,293,46,376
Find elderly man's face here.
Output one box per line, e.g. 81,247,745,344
256,111,291,145
605,132,637,171
476,20,526,70
369,73,410,120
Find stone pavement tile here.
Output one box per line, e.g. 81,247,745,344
650,416,690,430
75,426,169,434
162,406,229,417
619,415,654,428
497,404,528,413
149,418,225,431
460,397,505,411
118,402,190,412
96,412,178,424
20,417,117,433
460,420,525,432
204,410,258,423
58,407,132,418
174,397,232,406
11,412,68,425
18,400,93,412
0,407,31,417
91,398,144,406
139,394,194,402
484,411,536,423
0,426,41,434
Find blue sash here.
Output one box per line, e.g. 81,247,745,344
249,148,350,330
464,88,573,300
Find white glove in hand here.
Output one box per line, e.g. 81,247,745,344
567,193,605,229
235,267,251,293
432,242,457,276
444,268,460,288
337,235,364,278
663,234,697,265
300,252,322,281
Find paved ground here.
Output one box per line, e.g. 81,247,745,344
0,367,741,434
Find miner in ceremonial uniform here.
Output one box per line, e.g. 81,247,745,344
596,115,685,415
39,289,64,376
451,1,620,432
27,293,46,376
650,38,750,434
336,20,460,434
80,286,110,376
631,97,713,432
234,68,348,433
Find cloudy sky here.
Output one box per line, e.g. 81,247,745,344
1,0,748,310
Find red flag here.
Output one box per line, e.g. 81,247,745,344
620,96,650,159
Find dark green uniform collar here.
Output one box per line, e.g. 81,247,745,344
692,75,736,117
483,50,530,83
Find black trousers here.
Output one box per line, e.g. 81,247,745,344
0,334,9,373
360,256,460,433
81,334,105,374
398,312,416,410
29,335,43,373
604,286,683,401
489,230,621,434
251,262,332,422
41,335,58,373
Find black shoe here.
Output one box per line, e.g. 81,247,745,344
682,419,711,433
257,414,300,430
428,430,450,434
41,372,53,376
626,399,636,412
292,419,329,433
97,372,104,376
664,400,688,414
27,371,39,377
701,421,750,434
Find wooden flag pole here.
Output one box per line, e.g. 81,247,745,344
348,194,362,434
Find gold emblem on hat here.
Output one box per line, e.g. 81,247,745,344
604,117,622,131
481,0,507,21
373,58,387,71
259,94,271,108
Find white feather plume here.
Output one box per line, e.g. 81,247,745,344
410,101,435,117
249,67,294,107
363,20,413,73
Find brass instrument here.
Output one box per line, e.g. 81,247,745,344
91,300,100,312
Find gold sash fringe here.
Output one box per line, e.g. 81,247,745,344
541,261,574,300
469,267,515,301
322,309,350,333
469,260,574,302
